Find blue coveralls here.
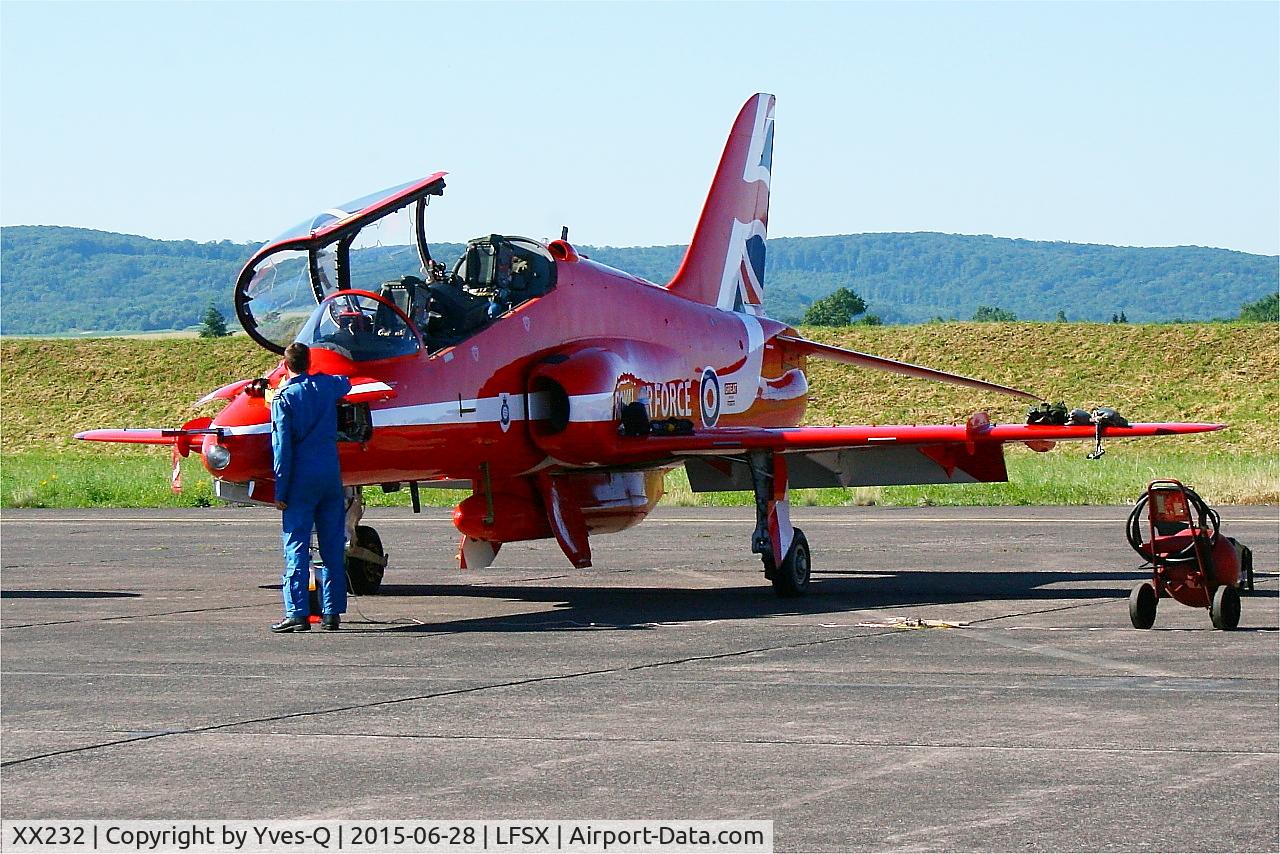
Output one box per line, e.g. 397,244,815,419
271,372,353,619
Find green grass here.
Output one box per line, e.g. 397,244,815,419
1,323,1275,508
2,449,216,509
659,447,1277,507
799,322,1277,457
0,450,468,509
3,446,1274,509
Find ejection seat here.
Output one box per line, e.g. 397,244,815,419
420,282,488,348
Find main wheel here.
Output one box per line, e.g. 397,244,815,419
346,525,385,595
770,528,811,598
1210,584,1240,630
1128,582,1157,630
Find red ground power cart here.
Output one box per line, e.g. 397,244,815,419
1126,480,1254,630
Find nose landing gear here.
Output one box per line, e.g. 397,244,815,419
344,487,387,595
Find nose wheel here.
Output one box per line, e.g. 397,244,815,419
346,525,386,595
342,488,386,595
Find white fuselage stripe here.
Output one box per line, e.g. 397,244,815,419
718,314,765,416
349,381,393,395
220,390,620,435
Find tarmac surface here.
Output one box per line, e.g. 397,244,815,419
1,505,1277,852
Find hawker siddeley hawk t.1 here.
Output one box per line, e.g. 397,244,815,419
79,94,1222,596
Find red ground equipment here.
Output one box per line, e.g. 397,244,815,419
1126,480,1253,630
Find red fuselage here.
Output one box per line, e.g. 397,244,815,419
206,254,807,543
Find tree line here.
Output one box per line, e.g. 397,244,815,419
589,233,1277,325
1,225,1275,335
801,288,1274,325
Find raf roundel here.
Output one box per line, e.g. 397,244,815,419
699,367,721,427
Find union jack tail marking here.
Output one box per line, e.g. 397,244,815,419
667,94,774,314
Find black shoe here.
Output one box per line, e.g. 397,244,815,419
320,615,340,631
270,616,311,633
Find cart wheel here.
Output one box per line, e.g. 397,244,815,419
1129,582,1158,630
1210,585,1240,631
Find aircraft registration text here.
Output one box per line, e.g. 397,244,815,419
615,377,694,419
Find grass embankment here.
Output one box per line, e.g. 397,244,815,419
1,323,1275,508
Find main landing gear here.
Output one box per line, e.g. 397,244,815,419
748,451,811,597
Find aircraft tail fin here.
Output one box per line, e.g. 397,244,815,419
665,93,774,313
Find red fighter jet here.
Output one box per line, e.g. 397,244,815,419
79,94,1222,597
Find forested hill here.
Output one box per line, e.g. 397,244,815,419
1,226,260,334
587,234,1277,324
1,225,1274,334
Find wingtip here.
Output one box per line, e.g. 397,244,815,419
1180,423,1228,433
1144,422,1229,436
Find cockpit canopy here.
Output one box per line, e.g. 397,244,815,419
297,291,421,362
232,174,559,356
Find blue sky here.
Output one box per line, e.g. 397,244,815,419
2,1,1276,254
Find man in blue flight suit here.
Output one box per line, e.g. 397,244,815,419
270,342,353,633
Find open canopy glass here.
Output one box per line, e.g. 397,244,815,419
233,173,446,353
296,290,421,362
233,172,559,357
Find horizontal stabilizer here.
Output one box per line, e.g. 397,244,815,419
778,335,1038,400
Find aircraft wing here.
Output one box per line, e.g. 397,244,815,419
75,429,196,445
607,419,1224,491
635,420,1222,455
76,417,218,448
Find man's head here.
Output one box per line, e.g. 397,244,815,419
284,342,311,376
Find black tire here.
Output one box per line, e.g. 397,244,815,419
770,528,811,598
1210,584,1240,631
1227,539,1253,595
1129,582,1157,630
346,525,385,595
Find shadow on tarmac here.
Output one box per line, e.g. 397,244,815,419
334,570,1275,633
